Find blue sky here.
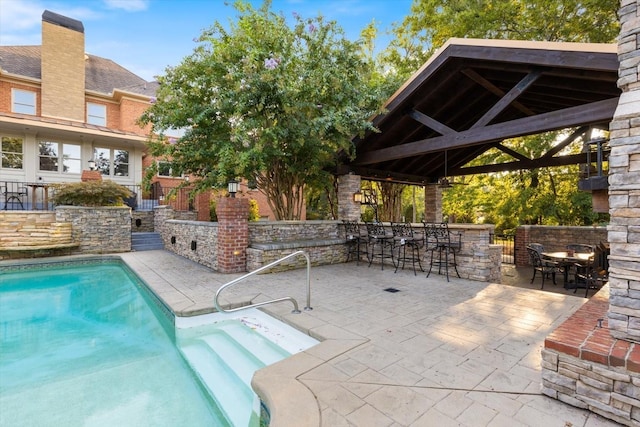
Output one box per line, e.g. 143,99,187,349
0,0,413,81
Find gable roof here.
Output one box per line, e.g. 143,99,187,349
345,38,621,185
0,45,158,97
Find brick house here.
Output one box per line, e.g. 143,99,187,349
0,10,278,221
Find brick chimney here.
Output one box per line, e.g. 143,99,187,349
40,10,85,122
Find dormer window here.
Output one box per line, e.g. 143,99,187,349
87,103,106,126
12,89,36,115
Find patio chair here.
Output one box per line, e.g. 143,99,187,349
528,242,544,255
342,220,365,265
566,243,594,254
574,245,608,297
526,245,560,289
2,184,27,210
391,222,424,275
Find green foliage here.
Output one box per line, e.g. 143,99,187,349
248,199,260,221
209,198,261,222
383,0,619,80
140,0,385,220
51,181,133,207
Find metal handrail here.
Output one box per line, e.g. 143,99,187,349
214,250,313,314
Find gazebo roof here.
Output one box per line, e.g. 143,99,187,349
343,38,621,184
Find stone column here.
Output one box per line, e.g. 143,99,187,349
216,197,249,274
607,0,640,341
337,174,362,221
424,185,443,223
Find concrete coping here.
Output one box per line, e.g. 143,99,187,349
250,239,345,251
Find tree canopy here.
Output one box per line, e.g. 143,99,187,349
140,0,385,219
383,0,620,79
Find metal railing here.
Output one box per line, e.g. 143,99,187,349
490,232,516,264
214,251,313,314
0,180,196,213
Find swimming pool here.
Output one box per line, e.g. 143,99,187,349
0,259,318,426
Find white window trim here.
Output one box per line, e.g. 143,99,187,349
87,103,107,126
11,89,36,115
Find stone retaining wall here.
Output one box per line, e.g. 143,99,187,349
162,219,219,270
55,206,131,254
0,211,76,259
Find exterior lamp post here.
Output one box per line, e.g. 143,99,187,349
227,180,239,198
88,159,96,170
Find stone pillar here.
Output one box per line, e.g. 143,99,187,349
424,185,443,223
607,0,640,342
337,174,362,221
216,197,249,273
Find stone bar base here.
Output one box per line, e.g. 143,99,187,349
542,286,640,425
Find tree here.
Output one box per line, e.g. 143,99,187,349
140,0,384,220
384,0,619,80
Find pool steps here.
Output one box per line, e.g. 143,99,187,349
177,321,291,427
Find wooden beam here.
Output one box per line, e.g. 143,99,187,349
471,69,542,128
353,97,618,165
462,68,536,116
407,110,457,135
455,152,594,175
493,143,530,161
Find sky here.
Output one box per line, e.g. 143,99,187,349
0,0,413,81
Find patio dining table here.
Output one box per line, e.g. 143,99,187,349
542,251,594,288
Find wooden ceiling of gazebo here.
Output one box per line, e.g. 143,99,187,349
341,38,621,185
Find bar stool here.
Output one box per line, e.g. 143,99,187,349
391,222,423,275
425,222,461,281
342,220,365,265
365,222,395,270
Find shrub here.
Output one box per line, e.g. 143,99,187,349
248,199,260,222
210,198,261,222
52,180,133,207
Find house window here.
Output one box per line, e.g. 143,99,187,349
1,137,24,169
94,147,129,177
157,160,180,177
38,141,81,173
12,89,36,115
87,103,107,126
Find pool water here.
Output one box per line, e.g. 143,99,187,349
0,260,317,426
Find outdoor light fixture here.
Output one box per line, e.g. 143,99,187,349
88,159,96,170
353,191,363,203
228,180,239,198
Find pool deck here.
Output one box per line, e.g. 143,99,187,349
117,250,618,427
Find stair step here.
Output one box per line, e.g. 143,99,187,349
131,232,163,251
179,341,256,427
215,322,291,366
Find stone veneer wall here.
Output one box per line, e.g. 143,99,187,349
424,185,443,223
162,219,219,270
248,220,342,244
542,286,640,426
337,174,362,221
447,224,501,283
515,225,608,266
608,0,640,342
246,220,347,272
131,211,154,232
55,206,131,253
